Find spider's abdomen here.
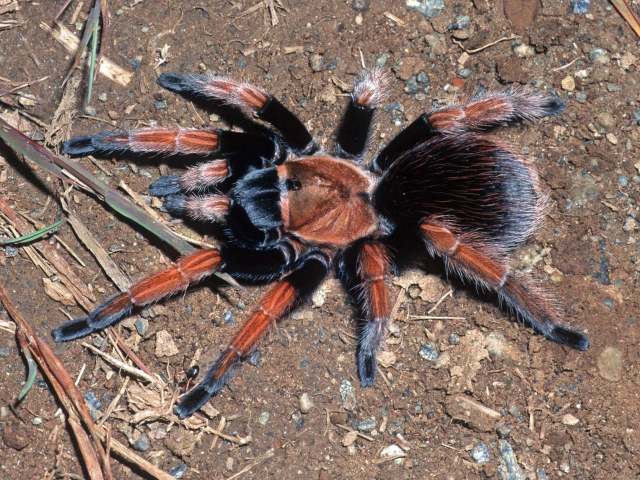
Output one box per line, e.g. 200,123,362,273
278,156,378,247
374,133,545,252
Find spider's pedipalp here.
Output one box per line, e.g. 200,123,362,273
163,193,229,223
420,222,589,350
158,72,317,154
51,249,221,342
176,252,329,418
336,68,389,159
63,128,219,157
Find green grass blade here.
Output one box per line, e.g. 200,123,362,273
0,219,65,246
17,352,37,402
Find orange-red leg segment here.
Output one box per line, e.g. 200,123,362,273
52,249,221,342
420,221,589,351
175,253,329,417
356,241,391,386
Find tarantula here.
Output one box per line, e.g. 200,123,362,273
52,69,589,418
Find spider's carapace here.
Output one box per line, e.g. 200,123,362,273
52,68,589,418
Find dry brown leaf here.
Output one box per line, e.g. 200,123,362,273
341,430,358,447
43,277,76,306
155,329,179,357
447,329,489,394
378,350,397,368
393,270,445,302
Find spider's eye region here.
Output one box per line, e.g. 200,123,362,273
285,178,302,191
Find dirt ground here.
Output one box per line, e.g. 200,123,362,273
1,0,639,478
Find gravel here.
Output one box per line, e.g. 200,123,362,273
419,343,439,361
471,442,490,464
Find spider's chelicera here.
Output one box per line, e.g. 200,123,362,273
52,69,589,418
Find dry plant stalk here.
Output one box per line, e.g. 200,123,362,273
0,281,173,480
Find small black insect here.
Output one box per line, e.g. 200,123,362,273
52,69,589,418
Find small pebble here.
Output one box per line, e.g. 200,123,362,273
340,379,357,411
633,110,640,126
4,245,18,257
31,417,43,426
168,463,187,479
258,411,270,426
351,0,370,11
597,346,623,381
248,350,261,366
98,93,107,102
84,391,102,411
132,433,150,452
448,15,470,30
223,310,235,325
497,439,525,480
0,346,11,357
618,176,629,188
404,76,419,95
154,99,167,110
299,392,314,413
0,406,9,418
141,26,150,33
134,318,148,336
376,53,389,67
561,413,579,426
589,48,610,65
623,217,637,232
561,75,575,92
84,105,96,116
380,444,406,464
513,43,535,58
559,462,570,473
357,417,377,432
596,112,615,129
571,0,591,14
575,92,587,103
471,442,490,464
448,333,460,345
457,68,472,78
406,0,445,18
309,53,324,72
606,133,618,145
537,468,549,480
419,343,439,361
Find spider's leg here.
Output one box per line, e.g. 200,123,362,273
335,69,388,160
175,252,329,418
158,73,317,155
373,89,564,172
51,249,221,342
420,221,589,350
63,128,282,163
351,241,392,387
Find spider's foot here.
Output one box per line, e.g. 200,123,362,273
149,175,181,197
540,95,565,116
357,347,377,388
547,325,590,351
51,318,94,342
62,135,99,156
157,72,194,94
52,293,133,342
175,384,212,419
163,194,187,217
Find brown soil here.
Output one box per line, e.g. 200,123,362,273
1,1,639,479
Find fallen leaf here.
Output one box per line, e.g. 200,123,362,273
42,277,76,306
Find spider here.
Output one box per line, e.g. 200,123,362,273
51,69,589,419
